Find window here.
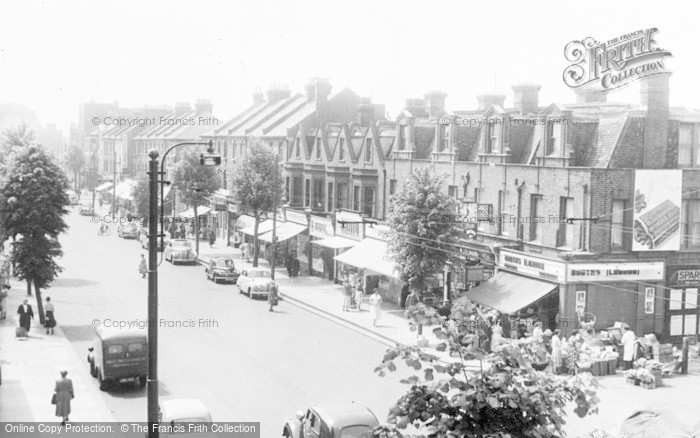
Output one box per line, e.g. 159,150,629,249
440,126,449,152
558,197,574,247
448,185,458,199
304,179,311,207
353,185,360,211
611,200,626,250
485,121,498,153
398,125,406,150
682,199,700,249
363,187,375,217
305,411,321,436
364,138,373,163
295,138,300,158
293,177,304,206
223,141,228,158
315,138,321,159
285,177,290,203
339,138,345,161
679,125,693,166
530,195,543,241
327,182,334,212
389,179,397,195
107,345,123,354
313,180,324,210
498,190,508,235
128,343,143,352
337,183,348,209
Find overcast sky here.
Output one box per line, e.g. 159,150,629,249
1,0,697,134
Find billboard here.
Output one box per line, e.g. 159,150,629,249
633,170,682,251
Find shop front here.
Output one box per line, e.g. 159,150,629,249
211,189,234,244
257,211,308,268
307,215,339,280
331,210,365,283
666,267,700,343
282,209,311,275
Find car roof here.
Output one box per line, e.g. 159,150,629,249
311,404,378,428
95,327,147,342
212,257,233,262
160,399,211,421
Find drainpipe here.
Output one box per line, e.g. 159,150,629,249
516,179,525,250
382,168,387,219
582,183,589,251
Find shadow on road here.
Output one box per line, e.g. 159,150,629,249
52,278,99,288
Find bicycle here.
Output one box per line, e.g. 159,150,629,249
98,225,111,236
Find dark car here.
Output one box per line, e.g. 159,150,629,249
205,257,238,284
283,404,379,438
118,222,139,239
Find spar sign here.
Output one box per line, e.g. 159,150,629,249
563,28,672,92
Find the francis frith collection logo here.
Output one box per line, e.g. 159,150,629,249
563,28,672,92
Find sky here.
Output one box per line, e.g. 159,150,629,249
1,0,698,135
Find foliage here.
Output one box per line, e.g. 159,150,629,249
372,297,600,438
64,146,86,190
171,149,221,208
385,168,459,297
131,174,150,223
11,236,63,291
229,141,283,267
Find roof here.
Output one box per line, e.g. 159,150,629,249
160,399,211,422
95,327,147,342
202,101,268,137
311,403,378,429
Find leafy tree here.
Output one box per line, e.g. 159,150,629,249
1,123,36,176
131,174,150,225
372,298,600,438
229,141,283,267
0,143,70,322
171,149,220,254
385,168,458,336
64,146,86,191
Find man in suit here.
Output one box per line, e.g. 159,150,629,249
17,298,34,332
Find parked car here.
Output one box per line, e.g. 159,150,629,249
237,268,277,299
205,257,238,284
118,222,139,239
67,190,79,205
87,328,147,391
159,399,217,437
79,203,94,216
164,239,197,264
140,229,170,251
283,404,379,438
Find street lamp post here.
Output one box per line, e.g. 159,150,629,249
146,140,217,438
270,148,279,280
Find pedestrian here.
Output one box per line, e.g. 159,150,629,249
233,232,242,248
369,288,382,326
17,298,34,333
0,284,9,320
354,280,364,311
139,254,147,279
620,323,636,370
286,253,293,278
53,370,74,425
483,317,494,353
532,321,544,343
267,283,279,312
404,289,419,313
179,224,186,239
551,329,563,374
291,257,300,279
208,228,216,248
44,296,56,335
491,320,504,351
342,279,353,312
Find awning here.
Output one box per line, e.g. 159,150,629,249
334,238,397,278
239,220,273,236
258,222,307,243
95,182,113,192
463,271,558,315
312,236,359,249
212,188,232,204
115,180,137,201
235,214,256,230
178,207,211,218
162,185,172,200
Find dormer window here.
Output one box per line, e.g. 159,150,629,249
315,138,321,159
295,138,300,158
440,126,449,152
546,118,560,156
339,138,345,161
485,120,499,153
364,138,373,163
398,125,406,150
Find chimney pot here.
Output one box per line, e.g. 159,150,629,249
423,90,447,118
511,83,540,114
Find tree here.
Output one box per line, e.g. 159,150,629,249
372,298,601,437
64,146,86,191
1,123,36,176
131,174,150,226
230,141,283,267
171,149,220,254
0,143,70,323
385,168,459,337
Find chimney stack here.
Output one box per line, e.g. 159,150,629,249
174,102,191,114
305,77,332,103
267,84,291,104
253,86,264,105
423,90,447,118
511,83,540,114
477,94,506,111
357,98,374,127
641,71,671,168
194,99,213,113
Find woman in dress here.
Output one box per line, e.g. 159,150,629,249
551,329,563,374
354,280,364,311
44,296,56,335
54,370,74,425
369,288,383,326
490,320,504,351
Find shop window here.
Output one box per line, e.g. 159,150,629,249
557,197,574,247
364,138,373,163
669,288,699,337
611,199,626,250
389,179,397,196
352,185,361,212
313,180,324,210
304,179,311,208
327,182,334,212
530,194,543,241
337,183,348,209
363,187,375,217
682,199,700,249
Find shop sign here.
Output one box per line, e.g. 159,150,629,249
214,204,227,212
336,211,363,241
568,261,665,283
669,268,700,286
363,224,391,240
286,210,308,225
644,287,655,314
310,216,334,238
498,249,567,283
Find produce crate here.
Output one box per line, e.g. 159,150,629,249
652,369,663,387
608,358,617,375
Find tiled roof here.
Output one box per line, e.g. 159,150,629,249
202,101,267,137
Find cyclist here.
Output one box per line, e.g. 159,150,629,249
98,223,109,235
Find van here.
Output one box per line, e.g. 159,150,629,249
87,328,147,391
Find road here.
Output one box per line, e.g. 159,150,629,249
50,208,408,434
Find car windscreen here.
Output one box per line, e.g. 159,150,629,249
128,343,144,352
172,241,191,248
248,271,271,278
215,260,233,268
339,425,373,438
